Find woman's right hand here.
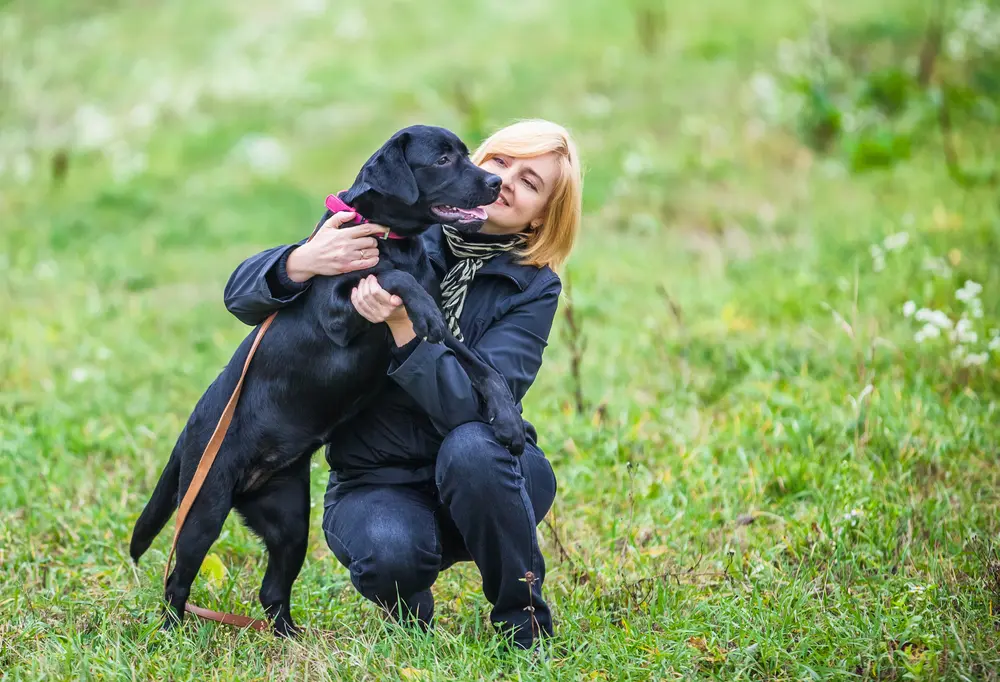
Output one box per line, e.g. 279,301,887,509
285,212,388,282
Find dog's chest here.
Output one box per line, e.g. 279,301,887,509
384,246,440,301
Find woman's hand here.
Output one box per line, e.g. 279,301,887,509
351,275,417,346
285,212,389,282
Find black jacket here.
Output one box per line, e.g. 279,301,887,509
223,224,561,487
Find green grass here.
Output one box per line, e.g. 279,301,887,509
2,0,1000,679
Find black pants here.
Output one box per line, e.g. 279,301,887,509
322,422,557,648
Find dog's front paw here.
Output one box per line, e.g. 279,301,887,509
409,307,447,345
160,608,184,632
488,400,526,456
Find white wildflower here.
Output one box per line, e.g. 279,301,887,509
963,352,989,367
902,301,916,318
842,508,864,526
951,345,966,361
989,334,1000,352
956,280,983,303
956,1,1000,52
915,324,941,343
950,316,978,344
71,368,90,383
922,256,952,278
915,308,953,329
882,232,909,251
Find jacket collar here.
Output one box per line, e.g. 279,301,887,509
422,224,540,291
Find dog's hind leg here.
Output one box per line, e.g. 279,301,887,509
162,468,236,629
234,456,311,638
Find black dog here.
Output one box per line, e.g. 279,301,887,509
129,125,525,636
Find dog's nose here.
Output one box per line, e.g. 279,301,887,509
485,174,502,190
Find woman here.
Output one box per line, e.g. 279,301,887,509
223,120,582,650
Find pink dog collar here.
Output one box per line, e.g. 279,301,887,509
325,194,406,240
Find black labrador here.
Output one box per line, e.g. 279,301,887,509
129,125,526,636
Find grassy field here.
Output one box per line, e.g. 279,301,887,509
2,0,1000,679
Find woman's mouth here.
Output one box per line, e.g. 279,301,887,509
495,195,510,207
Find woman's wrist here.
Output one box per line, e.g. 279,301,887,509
387,317,417,347
284,245,315,283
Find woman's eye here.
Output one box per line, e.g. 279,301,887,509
436,156,450,165
492,156,507,167
523,178,537,191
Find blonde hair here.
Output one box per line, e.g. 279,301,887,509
471,119,582,271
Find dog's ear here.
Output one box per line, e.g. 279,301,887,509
345,132,419,206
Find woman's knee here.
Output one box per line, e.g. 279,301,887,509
350,521,440,600
436,422,511,490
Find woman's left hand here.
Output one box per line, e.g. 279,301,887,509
351,275,407,325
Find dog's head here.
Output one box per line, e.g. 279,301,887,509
342,125,501,237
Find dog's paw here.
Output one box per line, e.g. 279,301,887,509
489,402,526,456
423,313,448,344
273,618,302,639
159,609,183,632
409,308,447,345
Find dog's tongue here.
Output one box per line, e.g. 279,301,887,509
464,206,488,221
436,205,488,221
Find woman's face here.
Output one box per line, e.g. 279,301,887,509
479,152,561,235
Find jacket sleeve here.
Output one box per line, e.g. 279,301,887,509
387,274,561,435
223,212,330,326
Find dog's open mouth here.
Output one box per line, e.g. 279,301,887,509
431,205,488,224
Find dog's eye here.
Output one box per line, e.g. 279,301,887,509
435,155,450,166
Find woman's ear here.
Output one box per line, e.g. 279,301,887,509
530,219,543,229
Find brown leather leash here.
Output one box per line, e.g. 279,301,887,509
163,311,277,632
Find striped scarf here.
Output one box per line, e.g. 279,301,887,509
440,225,525,341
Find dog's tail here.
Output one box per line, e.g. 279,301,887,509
129,444,182,564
